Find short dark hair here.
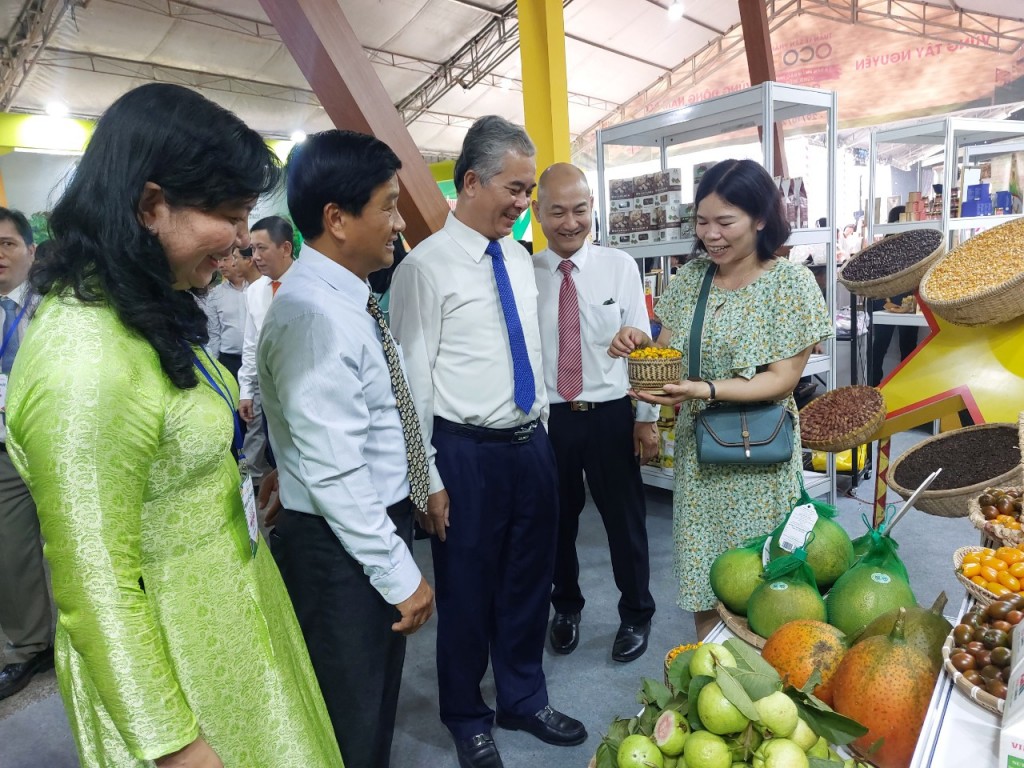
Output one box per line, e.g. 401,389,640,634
0,207,33,246
286,130,402,241
37,83,281,389
237,245,253,259
250,215,293,247
453,115,534,194
693,159,790,262
887,205,906,224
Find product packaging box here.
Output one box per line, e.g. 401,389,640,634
657,168,683,193
629,210,652,233
635,194,658,210
783,179,798,230
632,230,655,246
693,162,716,193
967,183,991,201
796,178,808,229
680,217,696,239
609,178,634,201
609,211,632,235
998,620,1024,766
634,173,657,197
607,233,632,248
609,197,635,213
655,227,683,243
655,190,684,207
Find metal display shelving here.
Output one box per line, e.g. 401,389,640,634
595,82,839,501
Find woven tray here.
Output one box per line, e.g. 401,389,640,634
941,630,1005,716
714,601,766,649
627,355,682,395
919,218,1024,326
886,424,1024,518
968,488,1024,547
952,546,999,606
800,385,886,453
838,237,945,299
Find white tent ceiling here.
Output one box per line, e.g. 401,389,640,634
2,0,1024,159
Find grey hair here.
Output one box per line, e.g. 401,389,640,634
453,115,535,193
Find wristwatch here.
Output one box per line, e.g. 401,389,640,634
704,379,716,402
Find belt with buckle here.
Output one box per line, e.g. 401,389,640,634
435,417,539,444
553,399,610,412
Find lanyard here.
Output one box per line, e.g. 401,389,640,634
191,346,244,460
0,303,29,361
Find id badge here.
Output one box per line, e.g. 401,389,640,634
239,470,259,557
0,373,7,411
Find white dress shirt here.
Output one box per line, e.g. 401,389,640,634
0,282,35,443
204,280,247,358
391,213,548,495
239,266,291,400
257,245,420,605
533,242,660,423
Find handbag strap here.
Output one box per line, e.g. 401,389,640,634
687,263,717,379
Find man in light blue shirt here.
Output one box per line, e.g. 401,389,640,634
258,130,434,768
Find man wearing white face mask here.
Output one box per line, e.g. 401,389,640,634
531,164,658,664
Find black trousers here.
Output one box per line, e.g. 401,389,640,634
868,295,919,386
271,499,414,768
217,351,242,382
431,418,558,741
548,397,655,626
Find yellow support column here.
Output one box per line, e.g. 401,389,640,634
517,0,571,252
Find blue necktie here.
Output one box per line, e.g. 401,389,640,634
0,297,19,375
486,240,535,414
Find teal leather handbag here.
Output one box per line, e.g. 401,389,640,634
689,263,794,465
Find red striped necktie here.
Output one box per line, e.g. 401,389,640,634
556,259,583,401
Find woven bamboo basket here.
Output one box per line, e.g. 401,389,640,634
627,355,682,395
837,236,945,299
886,424,1024,518
967,488,1024,547
919,218,1024,326
714,601,765,649
952,546,999,606
800,385,886,453
942,630,1005,715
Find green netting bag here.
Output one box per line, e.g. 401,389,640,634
746,548,827,638
768,481,854,591
709,534,770,616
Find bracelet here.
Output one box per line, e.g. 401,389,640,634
704,380,716,402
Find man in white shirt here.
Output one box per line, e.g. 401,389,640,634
0,207,52,700
238,216,294,485
259,130,434,768
391,116,586,768
203,248,248,380
532,164,658,664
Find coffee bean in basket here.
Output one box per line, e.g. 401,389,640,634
893,426,1019,490
841,228,943,282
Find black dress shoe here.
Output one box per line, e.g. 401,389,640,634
0,646,54,701
496,705,587,746
612,622,651,663
549,612,581,655
455,734,504,768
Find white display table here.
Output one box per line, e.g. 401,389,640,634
872,310,929,327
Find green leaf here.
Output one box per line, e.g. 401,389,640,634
668,650,695,692
595,740,618,768
628,716,640,735
606,717,631,746
866,737,885,755
792,695,868,746
715,665,760,721
799,668,824,696
721,639,782,701
640,677,674,710
808,758,847,768
687,674,714,732
665,691,690,715
637,704,660,737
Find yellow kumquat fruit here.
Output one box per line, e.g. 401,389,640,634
961,563,982,578
963,553,983,565
998,571,1021,591
987,583,1012,597
981,566,1001,583
972,575,989,587
982,557,1008,572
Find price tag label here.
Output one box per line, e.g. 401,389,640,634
240,473,259,557
777,503,818,553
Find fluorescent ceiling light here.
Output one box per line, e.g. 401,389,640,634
289,130,306,143
667,1,685,21
45,101,69,117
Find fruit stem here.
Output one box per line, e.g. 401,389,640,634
890,606,907,643
930,591,948,616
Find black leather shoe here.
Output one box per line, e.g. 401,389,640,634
612,622,651,663
496,705,587,746
549,612,581,655
455,734,504,768
0,646,54,701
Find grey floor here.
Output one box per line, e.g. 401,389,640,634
0,428,974,768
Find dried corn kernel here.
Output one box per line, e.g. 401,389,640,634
924,217,1024,300
629,346,682,360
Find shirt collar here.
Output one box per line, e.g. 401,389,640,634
298,243,370,304
445,211,511,264
537,240,590,275
0,282,30,307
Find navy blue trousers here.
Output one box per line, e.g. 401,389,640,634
431,420,558,740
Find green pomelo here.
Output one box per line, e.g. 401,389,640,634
770,517,854,591
746,579,826,639
710,546,765,615
825,567,917,637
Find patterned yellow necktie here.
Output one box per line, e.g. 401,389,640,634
366,294,430,513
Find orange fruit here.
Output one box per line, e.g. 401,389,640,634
999,571,1021,591
962,563,981,578
983,557,1008,572
981,566,1001,583
1009,562,1024,579
987,582,1011,597
761,619,847,706
972,575,988,586
962,553,983,565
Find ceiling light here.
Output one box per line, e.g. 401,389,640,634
45,101,68,117
667,1,685,21
289,130,306,143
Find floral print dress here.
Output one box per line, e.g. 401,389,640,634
655,258,833,611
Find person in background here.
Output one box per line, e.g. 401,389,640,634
391,115,586,768
609,159,832,639
6,83,342,768
0,208,51,702
530,163,658,663
367,234,408,327
204,247,248,381
869,204,920,386
235,243,262,285
238,216,294,488
260,129,434,768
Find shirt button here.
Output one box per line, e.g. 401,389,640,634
382,587,389,596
